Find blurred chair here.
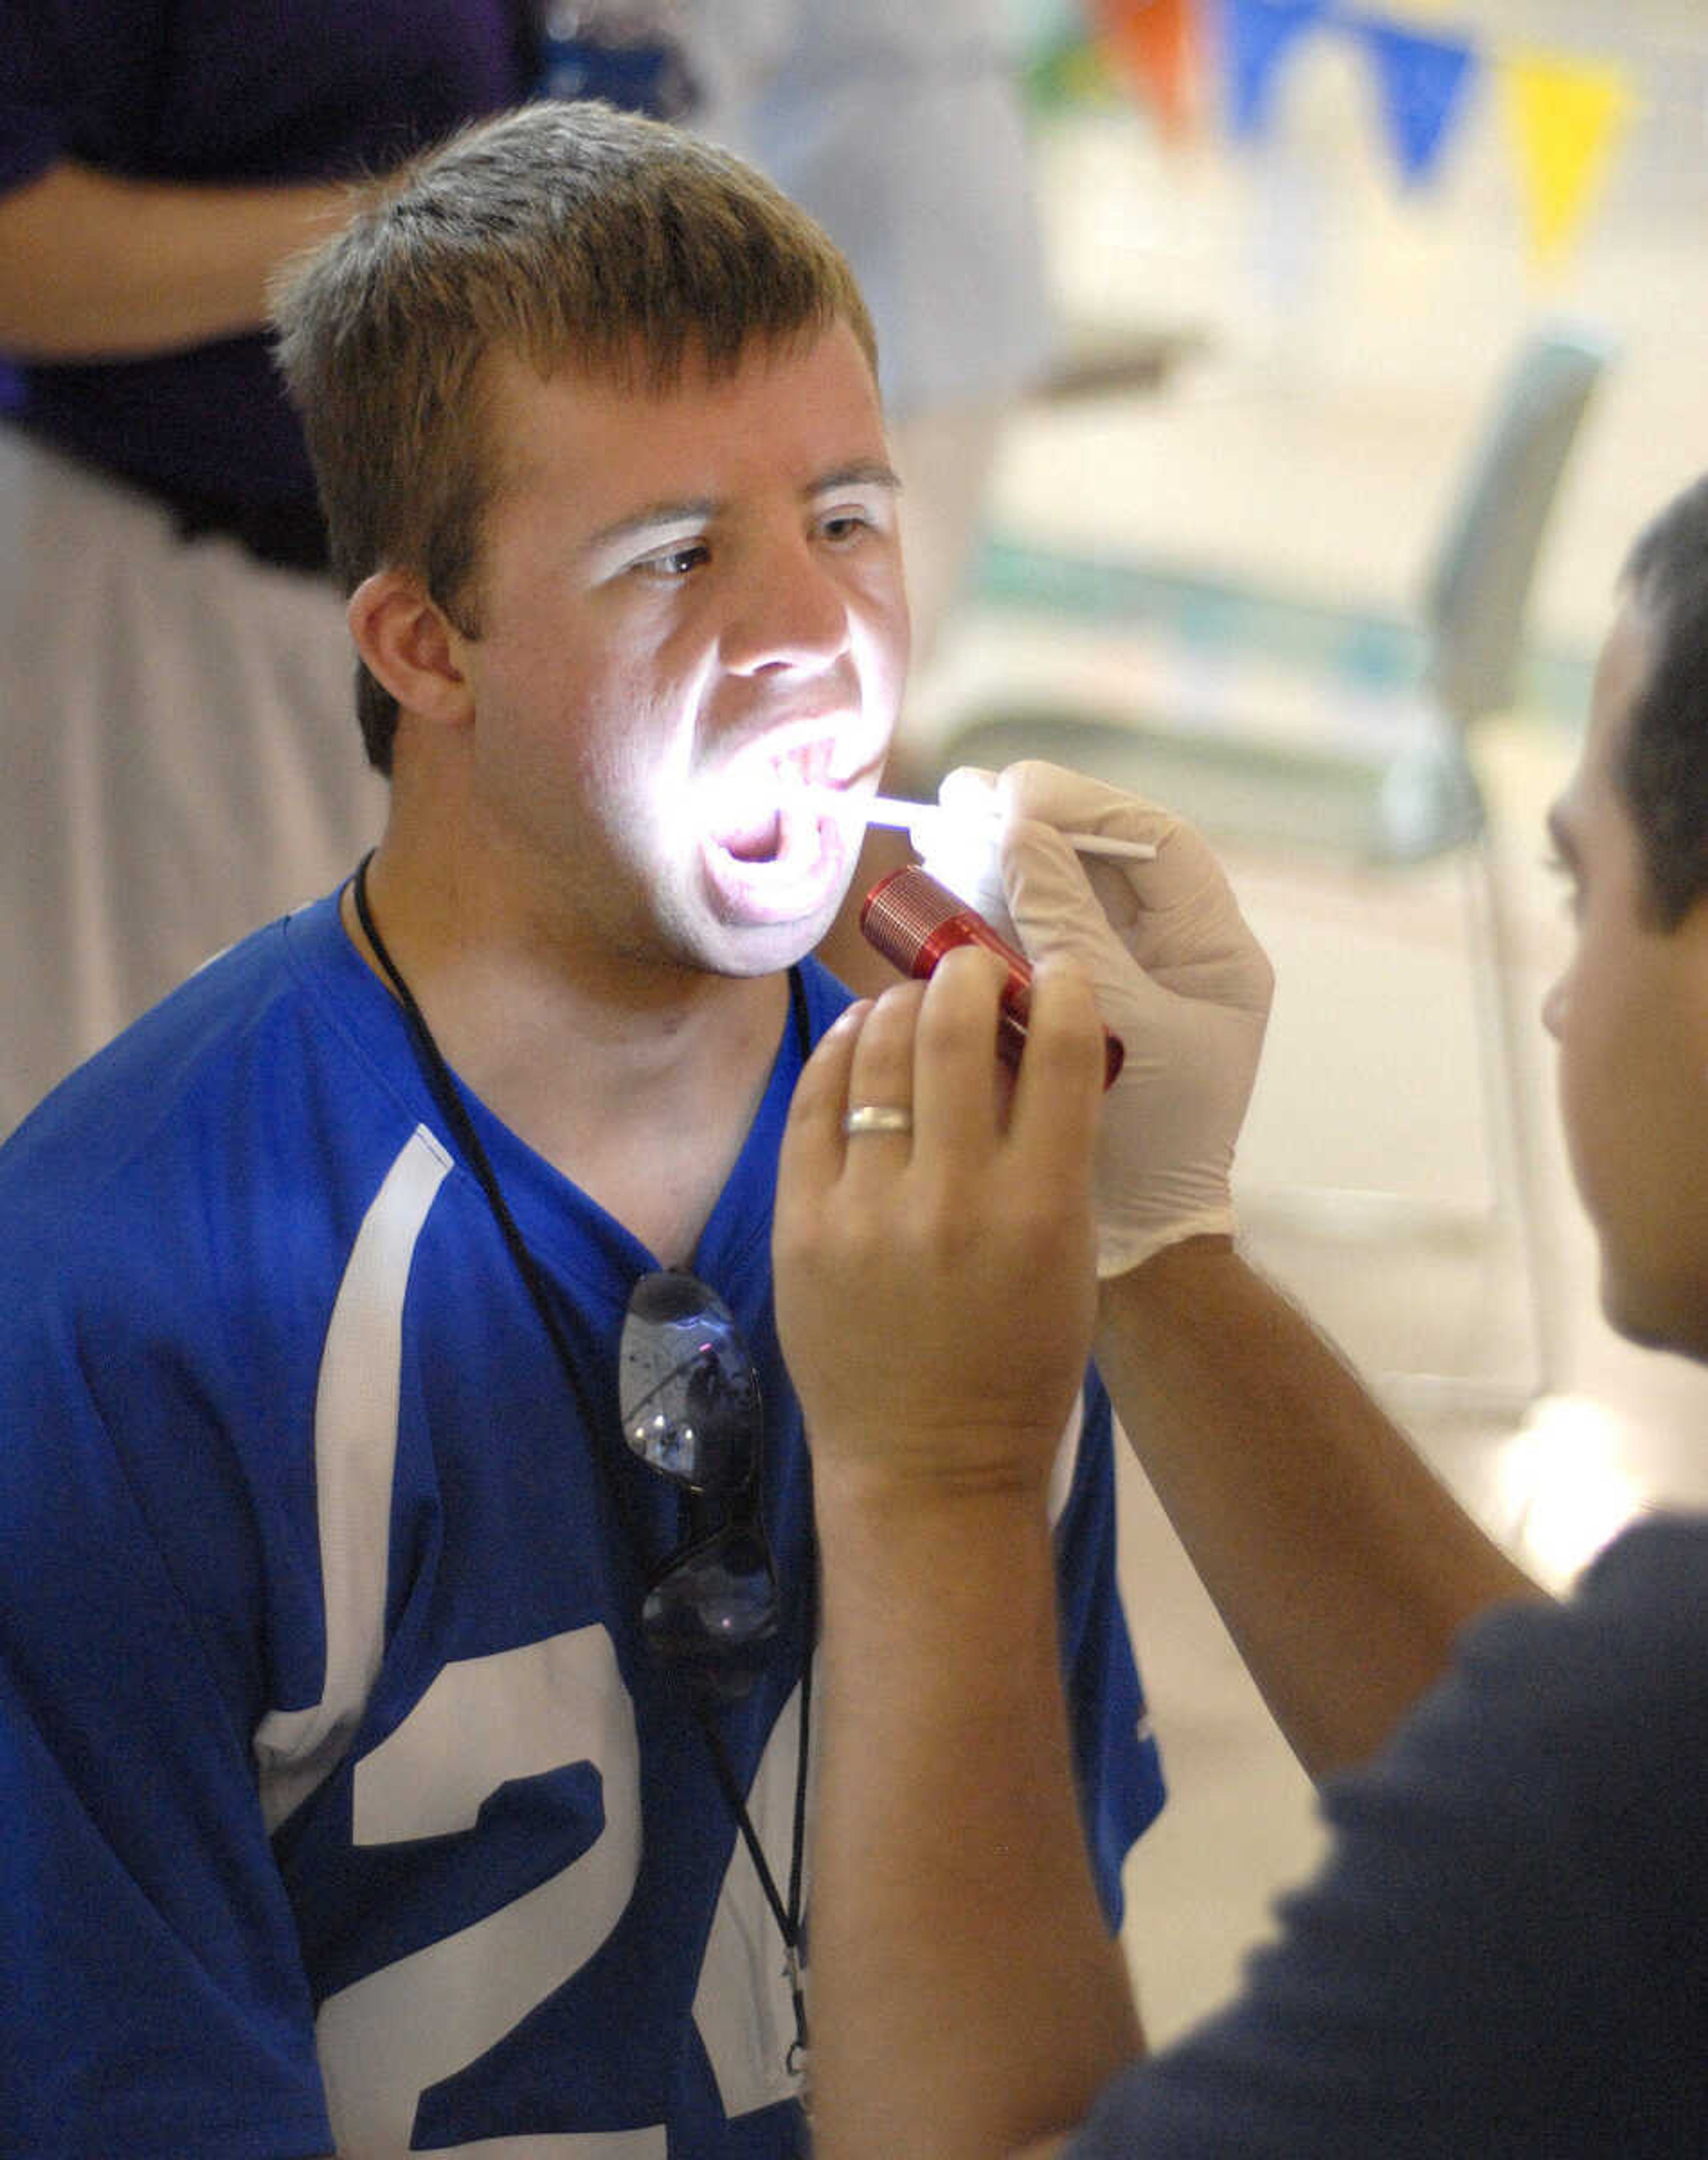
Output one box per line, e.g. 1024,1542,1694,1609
932,324,1615,1411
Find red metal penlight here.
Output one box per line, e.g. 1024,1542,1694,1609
859,865,1125,1090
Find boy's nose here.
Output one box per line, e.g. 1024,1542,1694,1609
721,537,851,677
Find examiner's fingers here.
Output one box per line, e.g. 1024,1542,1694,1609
839,979,926,1167
1007,957,1105,1189
776,999,868,1212
910,945,1011,1157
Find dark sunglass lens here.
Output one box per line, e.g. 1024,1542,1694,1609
642,1524,778,1662
620,1273,760,1490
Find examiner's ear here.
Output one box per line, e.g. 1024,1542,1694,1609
347,570,473,729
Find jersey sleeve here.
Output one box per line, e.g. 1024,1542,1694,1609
1068,1529,1707,2156
1053,1372,1166,1926
0,1306,334,2158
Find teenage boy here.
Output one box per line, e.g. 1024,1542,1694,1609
0,102,1160,2157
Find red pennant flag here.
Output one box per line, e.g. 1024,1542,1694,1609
1091,0,1202,138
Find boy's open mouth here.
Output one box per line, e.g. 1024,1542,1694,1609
700,753,864,924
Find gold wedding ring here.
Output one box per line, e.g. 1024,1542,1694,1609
842,1104,913,1138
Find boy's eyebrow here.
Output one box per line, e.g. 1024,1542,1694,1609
810,459,903,497
586,496,720,552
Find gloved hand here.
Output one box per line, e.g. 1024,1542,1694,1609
918,761,1274,1277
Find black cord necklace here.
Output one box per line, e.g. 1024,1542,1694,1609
350,853,815,2077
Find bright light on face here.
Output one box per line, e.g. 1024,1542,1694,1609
1494,1394,1648,1591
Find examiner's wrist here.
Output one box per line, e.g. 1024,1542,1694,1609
1094,1232,1244,1344
810,1449,1060,1572
812,1460,1063,1648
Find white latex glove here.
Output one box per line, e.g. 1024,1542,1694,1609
922,761,1274,1278
913,764,1024,938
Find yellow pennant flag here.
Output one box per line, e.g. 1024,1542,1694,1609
1501,50,1636,269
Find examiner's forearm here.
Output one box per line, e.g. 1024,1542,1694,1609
0,160,349,359
1097,1240,1546,1781
810,1468,1142,2160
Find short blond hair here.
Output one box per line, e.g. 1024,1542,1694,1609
271,99,877,770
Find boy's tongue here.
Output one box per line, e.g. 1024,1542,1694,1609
700,762,850,923
706,759,813,866
715,802,785,863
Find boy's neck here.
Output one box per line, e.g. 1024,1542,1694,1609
341,840,795,1266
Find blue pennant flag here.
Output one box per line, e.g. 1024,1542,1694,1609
1354,13,1477,186
1221,0,1330,141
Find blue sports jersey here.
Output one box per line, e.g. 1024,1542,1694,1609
0,889,1163,2158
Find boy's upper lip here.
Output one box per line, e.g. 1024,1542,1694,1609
723,709,886,794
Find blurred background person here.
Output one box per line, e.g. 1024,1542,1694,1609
0,4,546,1132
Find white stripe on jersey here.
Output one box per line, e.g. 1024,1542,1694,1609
255,1124,453,1829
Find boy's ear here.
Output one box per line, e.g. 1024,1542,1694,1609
347,570,474,728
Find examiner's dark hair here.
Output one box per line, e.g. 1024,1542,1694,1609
270,99,875,773
1619,473,1708,926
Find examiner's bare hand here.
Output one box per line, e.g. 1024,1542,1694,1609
774,946,1104,1500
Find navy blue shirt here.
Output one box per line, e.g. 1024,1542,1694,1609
0,0,528,505
1072,1514,1708,2156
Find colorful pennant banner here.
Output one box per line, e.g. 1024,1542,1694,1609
1499,50,1636,265
1047,0,1646,271
1221,0,1331,141
1089,0,1202,137
1357,13,1475,187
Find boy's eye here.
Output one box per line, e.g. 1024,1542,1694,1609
638,540,708,579
818,486,897,546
